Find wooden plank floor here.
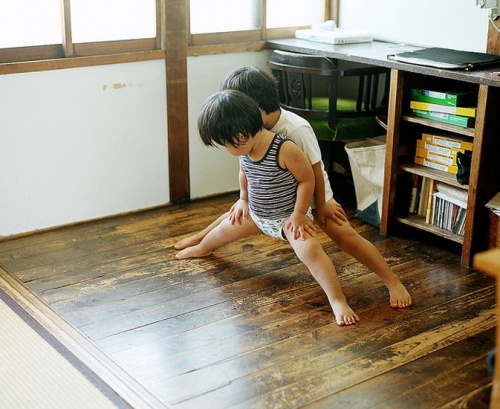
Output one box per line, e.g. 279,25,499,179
0,192,496,408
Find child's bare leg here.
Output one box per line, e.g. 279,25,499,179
175,212,230,250
176,216,260,259
321,213,412,309
286,230,358,326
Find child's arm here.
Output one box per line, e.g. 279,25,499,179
229,166,250,225
280,141,317,240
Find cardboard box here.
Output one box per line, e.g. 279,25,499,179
487,193,500,249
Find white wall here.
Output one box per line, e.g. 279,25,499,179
187,50,272,199
1,2,492,236
339,0,490,52
0,60,169,237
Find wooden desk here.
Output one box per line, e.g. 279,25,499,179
474,248,500,409
267,38,500,267
267,38,500,87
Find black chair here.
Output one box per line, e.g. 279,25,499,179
268,50,389,199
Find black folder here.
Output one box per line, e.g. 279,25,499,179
388,47,500,71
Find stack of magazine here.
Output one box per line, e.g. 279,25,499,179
430,183,468,236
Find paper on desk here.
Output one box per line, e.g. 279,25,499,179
486,192,500,216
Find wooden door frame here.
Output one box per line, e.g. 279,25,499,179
487,17,500,54
165,0,339,204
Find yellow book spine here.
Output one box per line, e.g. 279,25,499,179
421,133,473,152
414,156,458,175
426,179,436,224
416,138,464,157
415,147,457,166
410,101,476,118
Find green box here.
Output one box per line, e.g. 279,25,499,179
410,88,476,107
412,109,475,128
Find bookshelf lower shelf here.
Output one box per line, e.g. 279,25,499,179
395,214,464,244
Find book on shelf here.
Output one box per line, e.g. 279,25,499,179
412,109,475,128
415,147,457,166
410,88,476,107
407,176,436,222
409,174,420,214
421,133,473,151
415,177,426,216
425,179,436,224
416,138,465,157
417,177,432,217
414,156,459,175
410,100,476,118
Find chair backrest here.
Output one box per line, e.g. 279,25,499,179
268,50,390,130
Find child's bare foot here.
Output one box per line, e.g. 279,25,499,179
387,281,412,309
330,299,359,326
174,234,203,250
175,245,212,259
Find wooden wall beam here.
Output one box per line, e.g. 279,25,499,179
164,0,190,204
487,16,500,54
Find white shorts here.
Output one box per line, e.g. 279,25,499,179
249,208,314,241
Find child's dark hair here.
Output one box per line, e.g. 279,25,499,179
219,66,280,114
198,89,263,148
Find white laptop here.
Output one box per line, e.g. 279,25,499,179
295,28,373,45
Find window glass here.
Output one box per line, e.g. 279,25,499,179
190,0,259,34
71,0,156,43
0,0,61,48
266,0,324,29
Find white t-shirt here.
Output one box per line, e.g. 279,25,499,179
271,108,334,206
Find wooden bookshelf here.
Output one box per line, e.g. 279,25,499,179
381,69,500,266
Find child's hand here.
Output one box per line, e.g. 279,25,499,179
316,200,348,227
229,199,249,225
286,211,316,240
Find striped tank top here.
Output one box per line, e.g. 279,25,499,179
239,134,298,220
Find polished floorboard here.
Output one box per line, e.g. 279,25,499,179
0,193,495,408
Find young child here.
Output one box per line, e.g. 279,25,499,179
176,66,412,310
176,89,359,326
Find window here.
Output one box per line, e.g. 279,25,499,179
189,0,327,45
1,0,333,65
190,0,259,34
0,0,61,49
71,0,156,43
0,0,160,63
266,0,324,29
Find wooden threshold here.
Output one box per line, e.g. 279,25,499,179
0,266,169,409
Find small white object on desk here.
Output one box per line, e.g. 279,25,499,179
295,20,373,45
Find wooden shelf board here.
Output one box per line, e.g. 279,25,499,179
401,114,475,138
399,163,469,190
395,214,464,244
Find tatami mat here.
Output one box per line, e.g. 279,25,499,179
0,290,124,409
